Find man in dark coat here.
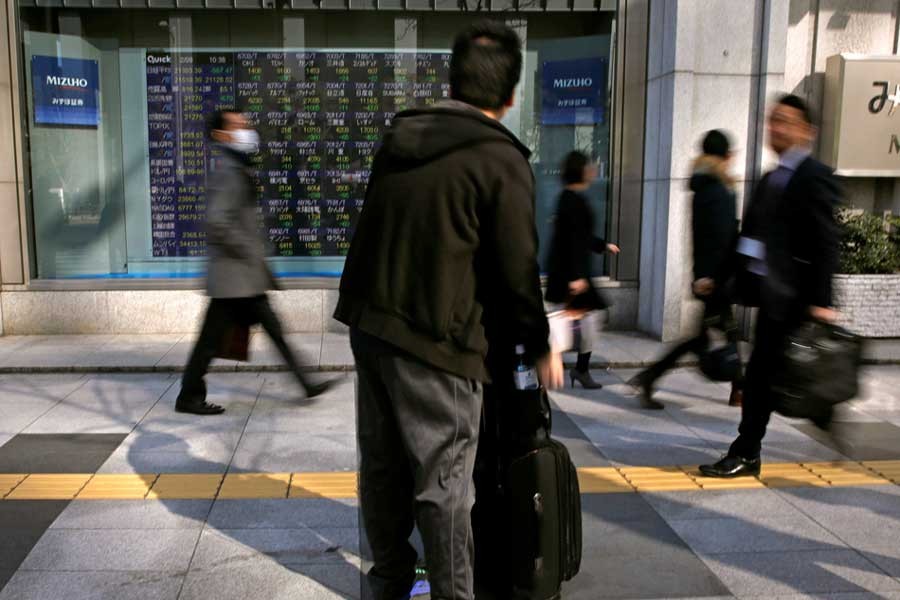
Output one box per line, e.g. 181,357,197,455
176,110,332,415
700,94,841,478
628,130,742,409
334,21,562,600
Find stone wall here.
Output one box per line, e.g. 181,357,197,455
834,274,900,338
0,283,639,335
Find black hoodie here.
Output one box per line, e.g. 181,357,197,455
689,156,738,284
334,101,549,383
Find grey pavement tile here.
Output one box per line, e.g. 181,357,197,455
577,416,708,448
600,444,723,467
0,571,14,593
569,516,731,599
121,430,243,455
230,432,357,472
600,332,667,363
0,570,184,600
580,492,661,523
776,485,900,524
180,558,360,600
698,550,900,596
759,441,849,463
19,529,201,572
0,433,126,473
50,500,213,530
192,527,359,568
793,422,900,461
0,501,71,530
668,516,846,555
0,374,86,403
732,595,900,599
82,336,184,369
97,449,230,474
643,489,803,522
0,434,10,448
207,499,358,530
0,529,50,572
0,401,58,435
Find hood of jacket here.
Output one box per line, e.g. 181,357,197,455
380,100,531,165
689,154,734,193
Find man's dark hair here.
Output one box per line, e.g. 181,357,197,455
205,108,239,140
776,94,815,125
450,20,522,111
701,129,731,158
561,151,590,185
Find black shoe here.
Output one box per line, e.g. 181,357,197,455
699,455,761,478
627,373,664,410
570,369,603,389
305,378,338,399
175,398,225,415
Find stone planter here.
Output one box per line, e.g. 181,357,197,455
833,274,900,338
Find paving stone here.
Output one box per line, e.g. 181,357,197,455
98,451,230,474
0,434,127,473
580,493,661,522
669,516,846,554
776,485,900,523
50,500,212,530
600,444,722,467
19,529,201,572
230,433,357,473
643,489,805,521
0,571,184,600
207,499,358,530
699,550,900,596
192,527,359,568
180,556,360,600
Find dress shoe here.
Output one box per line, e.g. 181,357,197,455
175,397,225,415
626,373,664,410
570,369,603,389
728,387,743,408
305,378,339,399
698,455,761,478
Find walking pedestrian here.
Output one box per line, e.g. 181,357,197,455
628,130,743,409
700,95,841,478
544,150,620,389
176,109,334,415
334,21,563,600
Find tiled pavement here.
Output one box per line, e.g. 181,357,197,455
0,363,900,598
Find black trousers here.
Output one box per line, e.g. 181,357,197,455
728,311,789,459
179,295,312,399
352,328,482,600
644,299,742,384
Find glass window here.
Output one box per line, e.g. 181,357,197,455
18,10,613,280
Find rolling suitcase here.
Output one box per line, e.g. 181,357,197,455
473,386,582,600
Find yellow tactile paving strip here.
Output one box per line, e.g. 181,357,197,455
1,462,899,500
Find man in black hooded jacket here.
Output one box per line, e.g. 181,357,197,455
334,21,562,600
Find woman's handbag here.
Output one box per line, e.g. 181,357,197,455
216,322,250,362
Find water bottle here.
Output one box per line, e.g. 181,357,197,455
514,344,539,390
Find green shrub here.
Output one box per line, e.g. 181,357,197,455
838,210,900,275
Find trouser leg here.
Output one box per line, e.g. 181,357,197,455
252,295,313,393
180,299,231,399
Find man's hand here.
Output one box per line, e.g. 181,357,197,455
693,278,715,296
810,306,838,323
606,243,621,254
569,278,590,295
536,352,564,390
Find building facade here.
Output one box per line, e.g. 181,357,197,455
0,0,897,339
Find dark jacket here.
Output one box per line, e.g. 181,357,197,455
690,156,738,284
734,155,841,324
205,146,277,299
544,189,608,311
333,101,549,383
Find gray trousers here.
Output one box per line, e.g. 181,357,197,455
351,328,483,600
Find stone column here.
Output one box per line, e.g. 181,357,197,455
638,0,790,340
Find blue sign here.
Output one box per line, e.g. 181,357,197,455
31,55,100,126
541,57,607,126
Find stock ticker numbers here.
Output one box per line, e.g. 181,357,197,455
146,50,452,258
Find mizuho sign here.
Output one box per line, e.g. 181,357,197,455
821,54,900,176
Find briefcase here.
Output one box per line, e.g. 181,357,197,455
771,321,863,420
216,323,250,362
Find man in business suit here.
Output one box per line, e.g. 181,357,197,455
700,94,841,478
176,109,333,415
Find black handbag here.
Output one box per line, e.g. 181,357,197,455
699,342,742,382
771,321,864,420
